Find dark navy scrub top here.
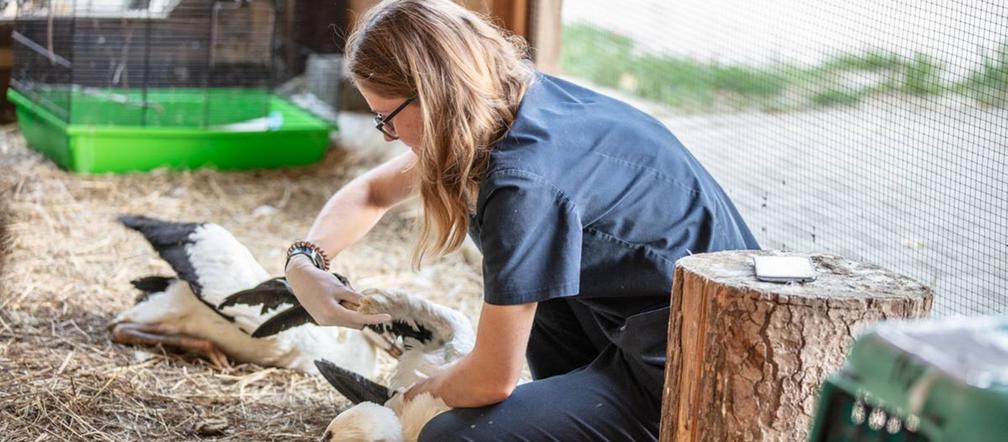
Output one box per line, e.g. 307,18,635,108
468,73,759,385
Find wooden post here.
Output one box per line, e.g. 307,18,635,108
660,251,933,441
527,0,562,74
490,0,529,38
0,22,15,123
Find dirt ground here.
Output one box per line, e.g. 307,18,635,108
0,116,485,441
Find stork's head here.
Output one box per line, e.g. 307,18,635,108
321,402,403,442
315,359,401,441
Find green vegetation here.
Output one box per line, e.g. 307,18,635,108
560,25,785,111
959,45,1008,106
560,24,1008,113
810,89,861,107
903,53,944,95
823,51,905,72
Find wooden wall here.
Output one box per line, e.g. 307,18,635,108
0,22,13,123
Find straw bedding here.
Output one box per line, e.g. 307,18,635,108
0,118,484,441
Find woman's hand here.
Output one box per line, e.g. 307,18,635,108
284,255,391,328
404,372,445,402
401,302,537,408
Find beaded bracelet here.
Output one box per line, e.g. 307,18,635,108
286,240,331,272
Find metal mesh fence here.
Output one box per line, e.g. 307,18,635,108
10,0,310,128
557,0,1007,315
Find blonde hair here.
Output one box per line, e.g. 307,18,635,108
346,0,535,268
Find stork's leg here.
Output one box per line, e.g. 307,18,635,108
110,322,232,369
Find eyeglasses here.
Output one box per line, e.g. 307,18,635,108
373,96,415,140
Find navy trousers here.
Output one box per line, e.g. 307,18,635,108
418,298,663,441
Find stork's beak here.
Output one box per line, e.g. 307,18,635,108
314,359,392,404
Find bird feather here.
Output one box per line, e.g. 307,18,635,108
118,215,205,293
366,320,434,347
218,272,353,316
251,305,316,338
218,277,297,315
314,359,391,405
130,276,176,304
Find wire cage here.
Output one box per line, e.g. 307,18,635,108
8,0,335,173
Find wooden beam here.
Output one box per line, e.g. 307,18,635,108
527,0,562,74
491,0,529,38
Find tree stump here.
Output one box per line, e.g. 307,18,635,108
659,251,933,442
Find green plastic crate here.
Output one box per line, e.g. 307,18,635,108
7,87,335,174
809,316,1008,442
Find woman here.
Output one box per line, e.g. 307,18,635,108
284,0,759,440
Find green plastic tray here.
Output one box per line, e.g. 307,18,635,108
7,87,334,174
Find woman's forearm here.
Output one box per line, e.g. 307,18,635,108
304,177,389,257
425,302,537,407
303,151,418,256
432,354,515,408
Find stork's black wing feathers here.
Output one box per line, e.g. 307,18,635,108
130,275,174,294
224,272,354,331
218,277,296,315
314,359,391,405
251,305,316,337
119,215,235,323
366,319,434,346
118,215,204,294
130,276,176,304
219,273,353,315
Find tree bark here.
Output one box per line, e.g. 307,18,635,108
660,251,933,442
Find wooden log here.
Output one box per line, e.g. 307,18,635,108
660,251,933,442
